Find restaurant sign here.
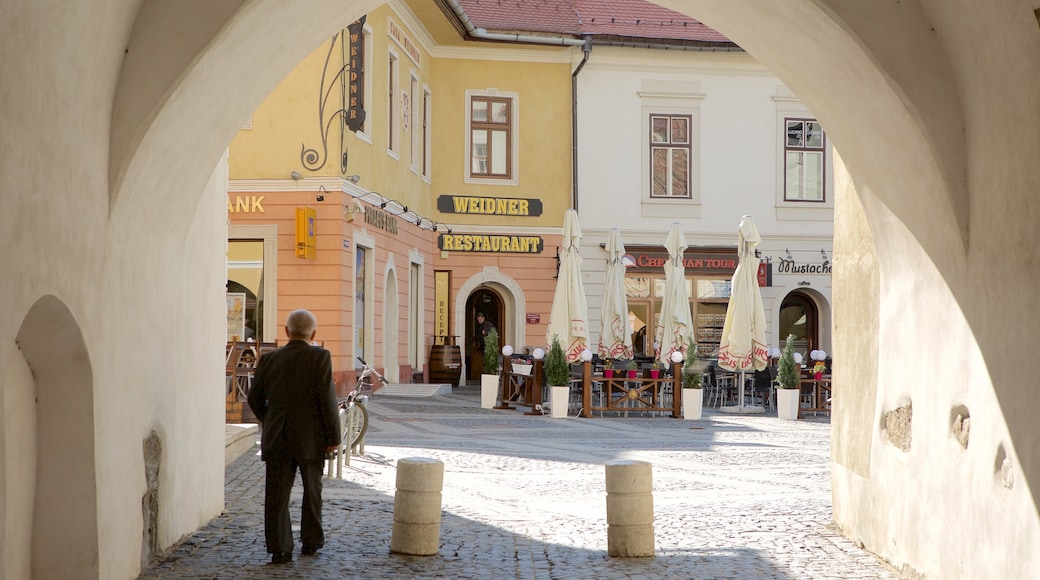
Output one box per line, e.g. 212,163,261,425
437,195,543,216
363,206,398,234
776,259,832,275
438,233,543,253
624,248,738,275
345,16,367,133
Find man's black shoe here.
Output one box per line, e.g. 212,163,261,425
302,545,320,556
270,551,292,564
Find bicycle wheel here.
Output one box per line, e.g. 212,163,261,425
343,401,369,450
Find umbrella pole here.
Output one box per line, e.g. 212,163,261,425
738,370,746,410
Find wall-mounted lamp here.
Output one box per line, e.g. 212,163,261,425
346,174,361,184
785,248,793,260
290,170,302,180
344,200,361,222
315,185,327,202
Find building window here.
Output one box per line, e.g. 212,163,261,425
650,114,692,198
387,51,399,156
409,73,419,173
784,118,825,201
422,87,432,179
469,95,512,179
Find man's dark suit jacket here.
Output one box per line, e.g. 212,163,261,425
247,340,342,460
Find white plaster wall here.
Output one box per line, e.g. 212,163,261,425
2,0,1040,577
0,1,382,578
575,46,833,353
1,346,37,578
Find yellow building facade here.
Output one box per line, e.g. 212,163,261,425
228,3,574,394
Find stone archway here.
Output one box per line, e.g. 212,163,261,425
9,296,98,578
455,268,527,381
383,260,400,383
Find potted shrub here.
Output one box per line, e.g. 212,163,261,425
625,360,638,379
602,359,614,378
480,328,500,409
776,334,801,420
649,361,663,379
545,335,570,418
681,340,704,420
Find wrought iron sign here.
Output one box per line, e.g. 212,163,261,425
300,17,366,173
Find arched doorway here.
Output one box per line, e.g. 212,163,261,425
778,291,818,357
11,296,99,577
383,268,400,382
465,289,503,382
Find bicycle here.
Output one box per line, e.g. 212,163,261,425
340,357,386,450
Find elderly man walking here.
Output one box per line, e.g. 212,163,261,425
248,309,342,564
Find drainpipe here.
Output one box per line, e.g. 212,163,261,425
571,37,592,212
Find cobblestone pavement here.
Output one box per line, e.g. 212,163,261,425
140,386,901,579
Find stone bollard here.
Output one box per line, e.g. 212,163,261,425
605,459,655,557
390,457,444,555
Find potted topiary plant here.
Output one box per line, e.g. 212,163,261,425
545,334,570,418
649,361,664,379
681,339,704,420
602,359,614,378
776,334,801,420
625,360,638,379
480,327,500,409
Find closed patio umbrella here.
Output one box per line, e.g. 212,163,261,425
718,215,769,413
655,223,695,365
598,228,633,360
546,209,589,362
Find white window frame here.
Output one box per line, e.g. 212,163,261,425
772,89,833,220
422,84,432,183
464,88,519,186
354,22,374,145
783,118,826,202
409,71,420,174
638,82,703,218
387,48,400,160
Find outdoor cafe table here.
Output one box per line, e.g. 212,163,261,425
799,376,832,418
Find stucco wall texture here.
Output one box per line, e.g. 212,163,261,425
2,0,1040,578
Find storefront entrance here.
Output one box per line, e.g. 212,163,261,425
466,289,503,381
778,292,819,356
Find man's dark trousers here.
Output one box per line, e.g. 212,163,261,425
264,454,326,553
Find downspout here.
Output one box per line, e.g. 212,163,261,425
571,37,592,212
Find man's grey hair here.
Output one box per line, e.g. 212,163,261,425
286,309,317,340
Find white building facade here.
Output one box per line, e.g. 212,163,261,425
575,45,834,360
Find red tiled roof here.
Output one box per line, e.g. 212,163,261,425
454,0,734,45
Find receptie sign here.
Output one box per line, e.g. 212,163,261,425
526,313,540,324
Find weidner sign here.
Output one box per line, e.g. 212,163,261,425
438,233,543,253
437,195,543,216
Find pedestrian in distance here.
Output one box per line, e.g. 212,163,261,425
247,309,342,565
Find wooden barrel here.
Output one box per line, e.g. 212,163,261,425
429,345,462,387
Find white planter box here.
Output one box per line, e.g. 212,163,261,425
481,374,499,409
549,385,569,418
512,364,533,376
682,389,702,420
777,388,800,420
